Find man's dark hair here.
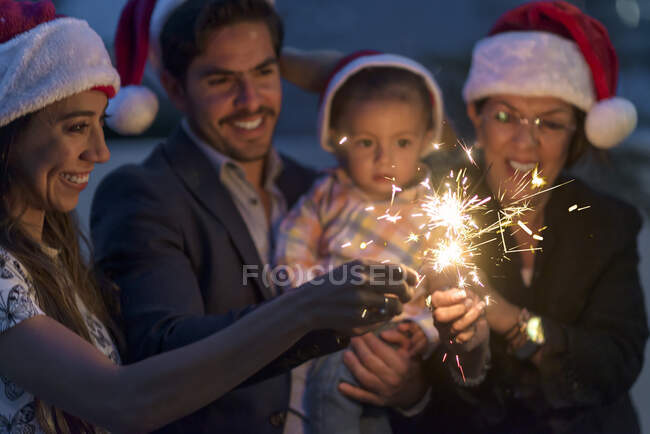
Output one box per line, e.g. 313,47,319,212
160,0,284,82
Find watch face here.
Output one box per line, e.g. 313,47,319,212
526,316,545,344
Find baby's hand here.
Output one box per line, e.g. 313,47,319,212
396,321,428,358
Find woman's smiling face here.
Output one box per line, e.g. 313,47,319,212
468,94,577,205
11,90,110,215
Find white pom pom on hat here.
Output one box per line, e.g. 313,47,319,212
585,97,637,149
106,85,159,136
462,1,637,149
107,0,276,136
106,0,158,135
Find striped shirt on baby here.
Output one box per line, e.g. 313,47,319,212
274,166,438,336
275,167,434,286
274,167,439,429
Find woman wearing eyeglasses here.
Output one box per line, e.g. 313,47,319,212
281,1,647,432
420,2,648,432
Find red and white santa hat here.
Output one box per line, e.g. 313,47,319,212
463,0,637,149
107,0,275,135
0,0,119,128
318,50,445,157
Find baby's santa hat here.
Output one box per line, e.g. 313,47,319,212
318,50,445,157
107,0,275,135
463,0,637,149
0,0,119,128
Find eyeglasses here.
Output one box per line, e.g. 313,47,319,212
483,108,576,141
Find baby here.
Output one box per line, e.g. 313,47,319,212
274,51,446,434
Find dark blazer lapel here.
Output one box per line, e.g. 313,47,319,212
275,156,319,208
161,127,274,299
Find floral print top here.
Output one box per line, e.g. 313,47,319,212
0,246,120,433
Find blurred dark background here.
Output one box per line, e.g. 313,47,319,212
55,0,650,144
55,0,650,431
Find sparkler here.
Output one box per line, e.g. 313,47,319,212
359,240,373,249
414,167,533,291
406,233,420,243
459,141,477,167
405,149,576,383
403,159,561,312
531,165,547,188
330,139,579,383
569,204,591,212
456,354,466,383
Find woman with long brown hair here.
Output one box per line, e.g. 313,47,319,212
0,2,419,433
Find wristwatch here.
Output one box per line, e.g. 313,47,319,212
514,308,545,360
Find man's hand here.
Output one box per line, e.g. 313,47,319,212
395,321,428,358
338,332,428,409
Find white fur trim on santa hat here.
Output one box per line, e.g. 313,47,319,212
463,31,595,111
0,18,120,128
585,97,637,149
106,85,159,135
318,54,444,157
463,30,638,148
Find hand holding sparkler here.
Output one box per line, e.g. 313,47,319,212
428,285,488,353
425,272,491,385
